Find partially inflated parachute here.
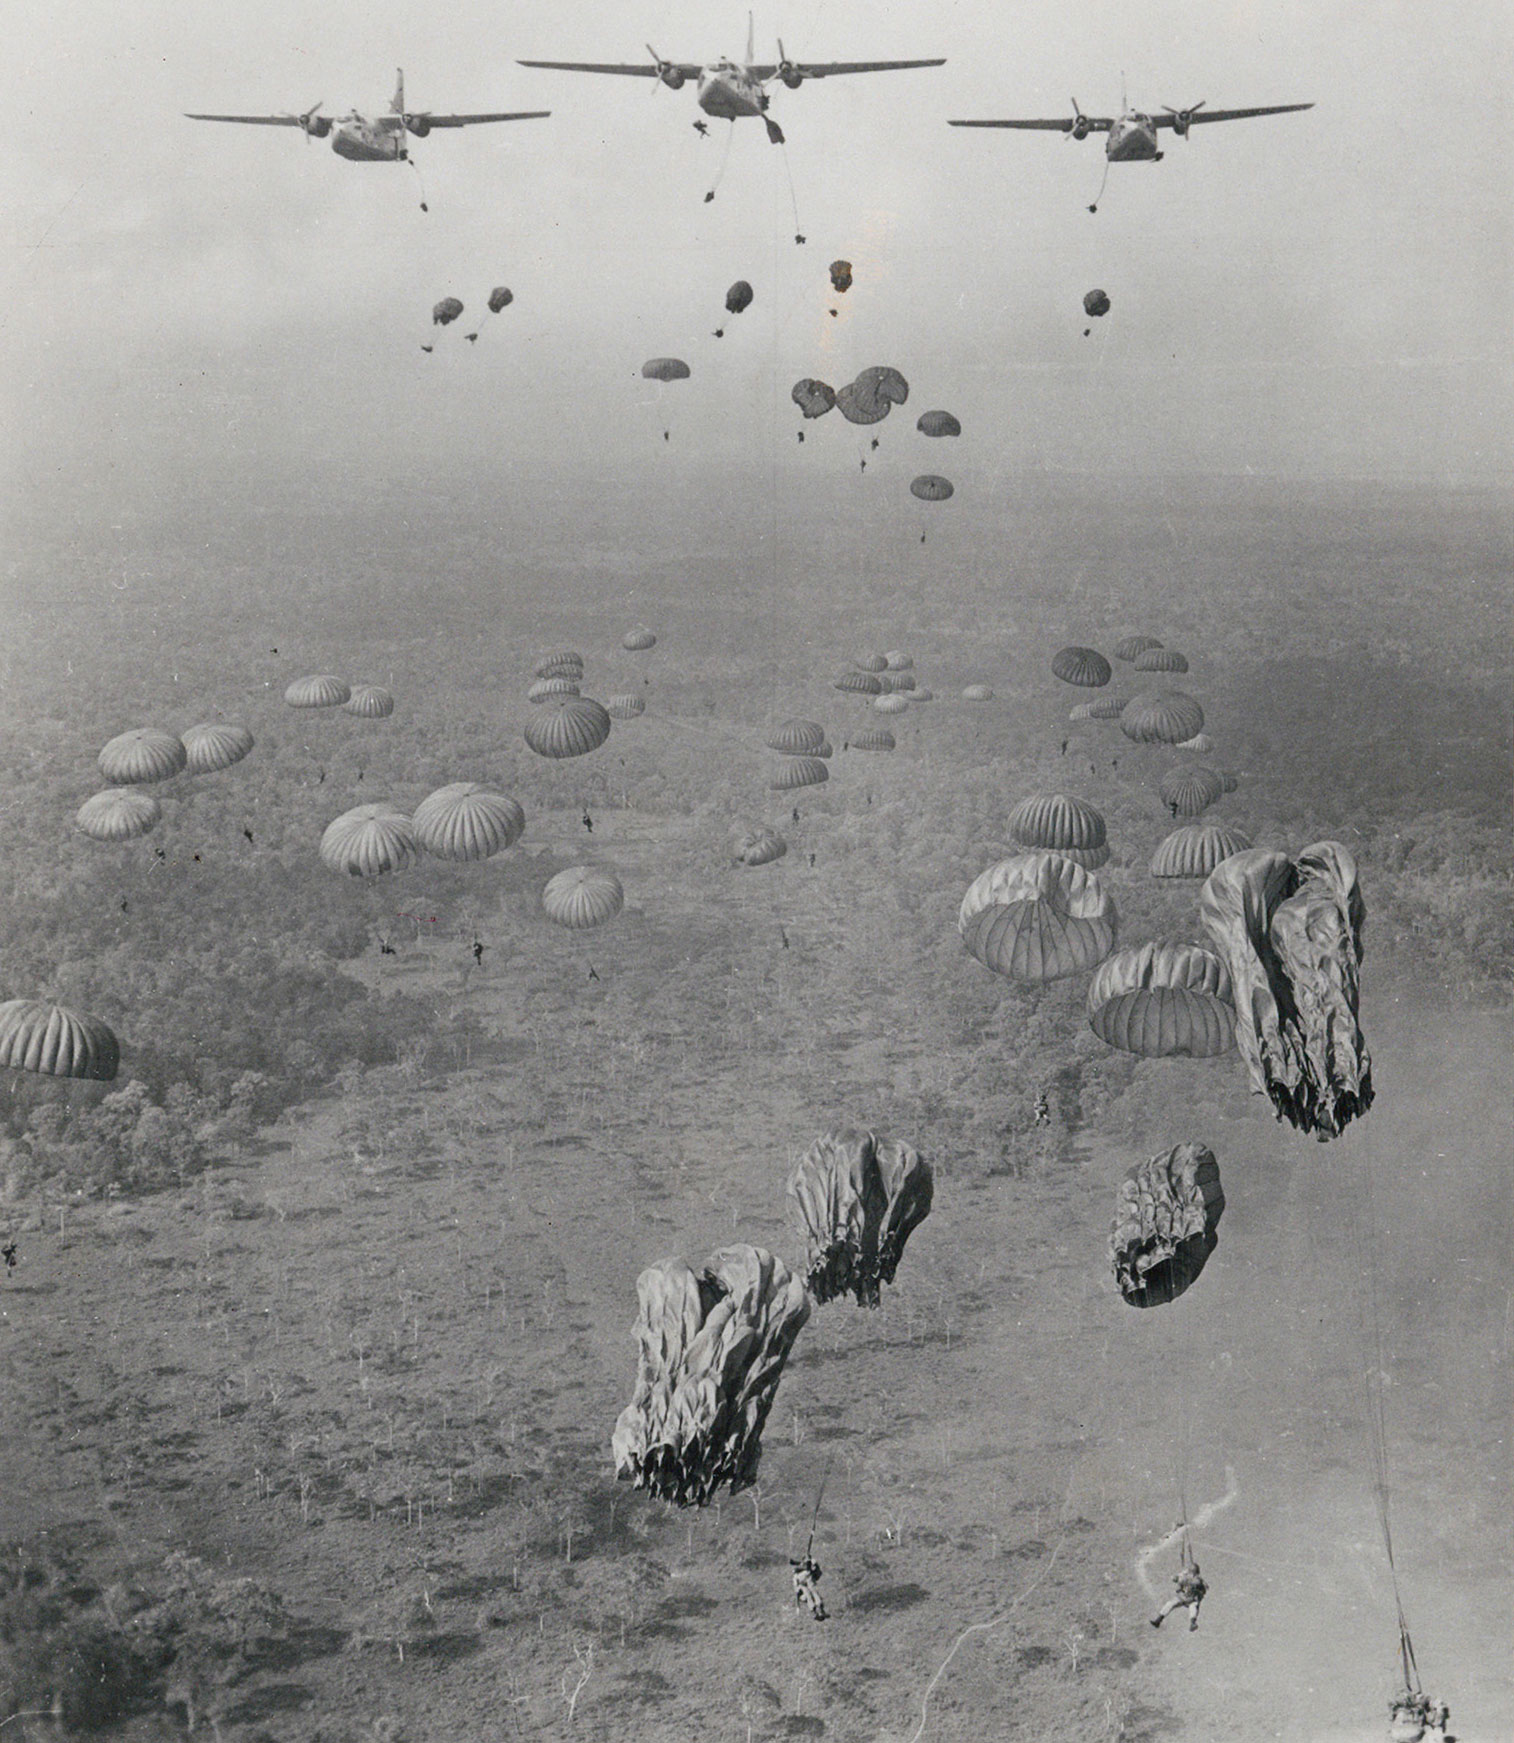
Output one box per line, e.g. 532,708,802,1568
1087,943,1235,1057
1110,1144,1225,1308
611,1245,810,1505
432,297,464,326
792,379,836,419
959,853,1116,983
1199,842,1373,1139
787,1130,933,1308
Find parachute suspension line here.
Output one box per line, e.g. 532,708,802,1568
1173,1301,1197,1568
776,137,804,243
1087,157,1110,215
407,157,430,212
704,122,735,203
1344,1119,1421,1697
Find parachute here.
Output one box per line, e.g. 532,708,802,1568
535,651,584,679
829,260,853,293
770,757,829,791
0,999,119,1082
487,286,514,314
1159,765,1225,818
766,719,828,756
787,1130,934,1307
873,694,908,715
98,729,187,786
528,676,581,704
77,789,161,843
611,1244,811,1505
884,652,913,671
910,474,954,502
412,783,524,862
731,825,787,867
1175,732,1213,754
835,380,891,426
724,279,754,315
1115,636,1163,662
182,723,254,775
1199,843,1373,1139
959,853,1117,984
1007,793,1110,869
835,671,883,695
641,357,691,381
792,379,836,420
878,672,916,693
916,410,961,438
432,297,464,326
1110,1144,1225,1308
1087,943,1236,1057
319,804,419,878
524,697,612,759
1083,289,1111,318
853,364,909,410
850,728,895,751
345,685,395,719
1051,646,1113,688
1136,648,1189,673
857,654,889,674
622,628,657,651
605,694,646,720
1150,823,1253,880
542,865,624,929
1121,689,1205,745
1083,697,1127,720
961,684,994,701
285,675,351,709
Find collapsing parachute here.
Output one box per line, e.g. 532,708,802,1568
1200,842,1373,1140
788,1130,933,1308
611,1245,810,1506
829,259,853,293
1110,1144,1225,1308
792,378,836,420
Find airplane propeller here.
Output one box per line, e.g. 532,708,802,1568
290,102,330,141
775,39,805,89
1067,98,1092,142
646,45,686,90
1162,100,1207,137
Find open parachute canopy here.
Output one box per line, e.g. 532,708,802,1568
1115,635,1163,663
1083,288,1111,318
910,474,954,502
724,279,754,316
1087,943,1236,1057
1110,1143,1225,1309
319,804,419,878
0,999,119,1082
412,783,524,861
622,627,657,651
98,729,187,786
432,297,464,326
770,757,829,791
611,1245,810,1506
787,1129,934,1308
524,696,612,759
345,685,395,719
731,824,787,867
1122,689,1205,744
1007,793,1110,870
836,365,909,425
1051,646,1113,688
541,865,624,929
182,723,254,775
791,378,836,419
766,719,828,756
285,675,351,709
1150,822,1253,880
828,259,853,293
1136,647,1189,673
1200,842,1373,1139
641,356,691,382
77,788,161,843
916,410,962,438
959,853,1117,984
487,285,514,314
1159,764,1226,818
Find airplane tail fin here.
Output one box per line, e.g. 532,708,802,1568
746,11,755,68
391,69,405,114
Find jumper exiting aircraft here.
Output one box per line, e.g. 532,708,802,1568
518,18,944,147
949,93,1313,210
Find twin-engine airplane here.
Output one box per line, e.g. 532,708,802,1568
949,95,1313,161
518,19,944,146
186,70,549,163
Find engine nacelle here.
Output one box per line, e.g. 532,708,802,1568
780,65,804,89
1171,111,1193,137
405,114,431,138
302,114,332,139
1071,115,1092,141
659,65,686,90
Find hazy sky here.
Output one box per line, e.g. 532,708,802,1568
4,0,1510,517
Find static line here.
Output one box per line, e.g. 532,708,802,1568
1135,1464,1239,1601
905,1541,1062,1743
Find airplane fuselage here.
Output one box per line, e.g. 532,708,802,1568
330,115,408,161
696,62,768,122
1106,112,1162,161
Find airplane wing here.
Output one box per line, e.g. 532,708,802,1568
947,115,1112,132
746,58,945,79
184,112,306,125
406,110,552,127
1153,102,1313,127
516,60,703,80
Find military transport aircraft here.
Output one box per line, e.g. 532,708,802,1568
186,70,548,164
949,94,1312,210
518,19,943,146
